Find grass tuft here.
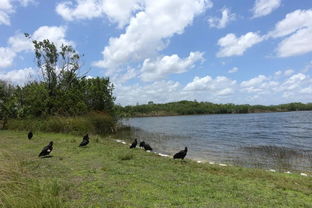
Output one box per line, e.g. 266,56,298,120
118,153,135,161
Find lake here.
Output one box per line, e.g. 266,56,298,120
118,111,312,172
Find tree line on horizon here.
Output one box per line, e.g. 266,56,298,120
116,100,312,117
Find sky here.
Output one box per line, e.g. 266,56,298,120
1,0,312,106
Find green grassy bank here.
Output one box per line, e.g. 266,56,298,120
0,130,311,208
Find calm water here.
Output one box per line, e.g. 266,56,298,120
119,111,312,171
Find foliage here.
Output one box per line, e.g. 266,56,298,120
0,37,116,128
7,112,115,135
0,81,17,128
118,100,312,117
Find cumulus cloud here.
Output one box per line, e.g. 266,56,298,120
208,8,235,29
268,9,312,57
217,32,264,57
0,0,35,25
1,26,73,68
32,26,74,47
184,75,236,96
115,69,312,106
0,0,13,25
252,0,281,18
0,47,16,68
56,0,143,28
115,80,182,105
228,67,238,73
94,0,212,73
276,27,312,57
0,67,38,85
269,10,312,38
284,69,294,76
140,51,204,82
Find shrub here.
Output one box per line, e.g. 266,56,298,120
7,111,116,136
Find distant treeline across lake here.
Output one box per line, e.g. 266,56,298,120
116,100,312,117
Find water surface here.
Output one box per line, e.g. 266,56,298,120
119,111,312,171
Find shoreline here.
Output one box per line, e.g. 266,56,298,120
114,138,311,177
1,130,311,207
124,109,312,118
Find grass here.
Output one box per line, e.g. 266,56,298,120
0,130,311,208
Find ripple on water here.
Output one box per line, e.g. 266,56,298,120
120,111,312,172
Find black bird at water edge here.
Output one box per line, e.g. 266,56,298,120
139,141,145,148
173,147,188,160
143,143,153,151
130,139,137,148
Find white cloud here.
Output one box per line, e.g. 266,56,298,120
9,26,72,52
56,0,143,28
0,0,35,25
94,0,212,73
116,69,312,106
0,67,38,85
208,8,235,29
240,75,278,93
275,69,295,77
1,26,73,68
217,32,263,57
0,0,13,25
241,75,267,87
284,69,294,76
115,80,182,105
113,67,138,83
8,33,32,52
275,70,282,76
252,0,281,18
32,26,74,48
228,67,238,73
268,9,312,57
0,47,16,68
140,51,204,82
184,75,236,95
18,0,35,7
269,9,312,38
276,27,312,57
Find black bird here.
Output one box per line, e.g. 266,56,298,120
130,139,137,148
139,141,145,148
39,141,53,157
143,143,153,151
28,131,33,140
173,147,188,160
79,134,89,147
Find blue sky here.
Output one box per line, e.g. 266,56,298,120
1,0,312,105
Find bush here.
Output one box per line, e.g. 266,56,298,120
7,112,116,136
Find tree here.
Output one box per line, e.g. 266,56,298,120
0,81,17,128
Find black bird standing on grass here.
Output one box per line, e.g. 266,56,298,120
79,134,89,147
39,141,53,157
173,147,188,160
28,131,33,140
130,139,137,148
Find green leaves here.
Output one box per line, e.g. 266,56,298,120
0,37,116,120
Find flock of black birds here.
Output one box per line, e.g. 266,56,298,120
28,131,188,160
129,138,188,160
